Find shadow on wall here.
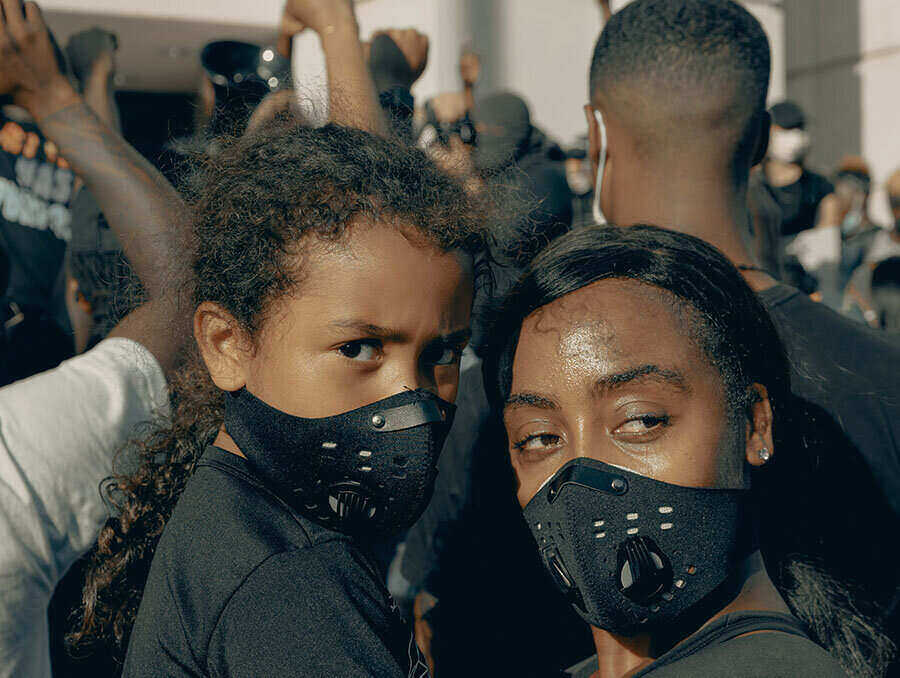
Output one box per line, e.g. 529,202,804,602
785,0,861,175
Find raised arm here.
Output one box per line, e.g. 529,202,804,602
0,0,190,369
278,0,387,135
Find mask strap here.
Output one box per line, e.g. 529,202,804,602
592,109,609,225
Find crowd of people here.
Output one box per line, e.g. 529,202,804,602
0,0,898,676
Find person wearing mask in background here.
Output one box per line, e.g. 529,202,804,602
841,167,900,329
0,1,193,675
761,100,834,239
807,156,882,316
485,225,877,677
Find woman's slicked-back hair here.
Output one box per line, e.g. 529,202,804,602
482,224,790,427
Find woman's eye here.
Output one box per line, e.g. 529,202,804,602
337,340,381,362
512,433,563,454
614,414,671,438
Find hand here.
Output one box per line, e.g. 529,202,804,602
459,49,480,88
65,27,117,88
377,28,428,85
277,0,356,57
0,0,79,119
413,591,438,677
430,91,468,124
369,28,428,92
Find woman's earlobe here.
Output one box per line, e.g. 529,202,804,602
193,302,251,392
744,383,774,467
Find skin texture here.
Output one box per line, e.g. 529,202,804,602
196,222,473,456
583,85,776,293
278,0,386,135
503,278,785,677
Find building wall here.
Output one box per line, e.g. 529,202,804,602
785,0,900,225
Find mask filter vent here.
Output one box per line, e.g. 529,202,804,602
616,536,672,605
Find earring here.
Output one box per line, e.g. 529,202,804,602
758,447,771,463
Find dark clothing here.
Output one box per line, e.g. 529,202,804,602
565,612,846,677
124,446,428,678
0,111,76,382
763,168,833,237
0,112,75,309
760,284,900,517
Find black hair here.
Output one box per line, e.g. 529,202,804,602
482,224,894,676
589,0,770,167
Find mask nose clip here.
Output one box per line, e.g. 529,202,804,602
617,536,672,605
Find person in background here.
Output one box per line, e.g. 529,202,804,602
815,156,882,315
843,167,900,328
0,1,192,676
0,23,76,384
761,100,834,239
485,224,870,677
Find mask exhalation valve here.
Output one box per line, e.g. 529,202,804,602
617,536,672,605
328,482,377,527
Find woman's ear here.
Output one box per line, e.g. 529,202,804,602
193,302,253,392
744,383,775,467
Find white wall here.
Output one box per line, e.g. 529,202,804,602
785,0,900,225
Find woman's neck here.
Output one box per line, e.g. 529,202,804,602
588,552,790,677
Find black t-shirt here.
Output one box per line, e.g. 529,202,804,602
763,169,833,237
565,612,846,677
757,284,900,627
123,446,429,678
0,110,75,309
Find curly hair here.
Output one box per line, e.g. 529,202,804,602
68,122,486,664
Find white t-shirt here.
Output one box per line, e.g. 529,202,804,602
0,337,168,678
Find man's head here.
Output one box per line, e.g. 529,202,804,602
586,0,771,223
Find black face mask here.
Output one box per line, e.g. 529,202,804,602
523,458,755,636
224,388,455,538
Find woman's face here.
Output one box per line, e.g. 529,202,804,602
198,221,473,417
504,279,751,508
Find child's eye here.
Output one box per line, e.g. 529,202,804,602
338,340,381,362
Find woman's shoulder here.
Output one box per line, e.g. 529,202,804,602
645,629,847,678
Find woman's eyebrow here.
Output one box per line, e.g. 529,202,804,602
504,392,560,412
594,364,690,393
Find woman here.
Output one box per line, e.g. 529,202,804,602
483,225,890,677
69,122,484,676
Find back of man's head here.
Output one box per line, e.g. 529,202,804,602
589,0,770,169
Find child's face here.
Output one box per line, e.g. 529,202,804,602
199,221,473,417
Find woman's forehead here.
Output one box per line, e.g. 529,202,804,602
513,279,703,385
